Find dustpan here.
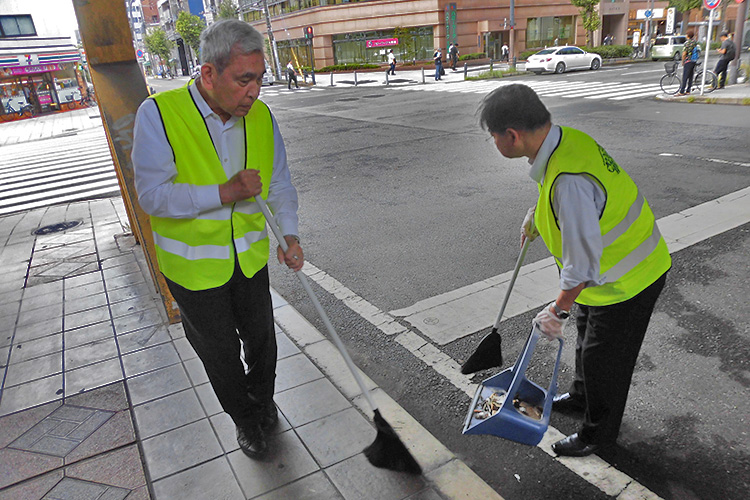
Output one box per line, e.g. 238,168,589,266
462,324,564,446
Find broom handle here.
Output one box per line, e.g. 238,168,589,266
255,196,379,413
492,238,530,330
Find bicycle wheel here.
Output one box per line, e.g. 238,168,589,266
699,71,718,94
660,73,681,95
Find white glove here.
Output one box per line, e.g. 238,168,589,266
520,206,540,247
533,302,566,340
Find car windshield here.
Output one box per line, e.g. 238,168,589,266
536,49,556,55
653,39,669,46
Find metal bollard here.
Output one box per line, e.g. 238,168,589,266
490,59,494,72
421,67,425,84
463,62,468,80
330,72,334,86
354,70,358,86
385,71,389,86
311,70,316,85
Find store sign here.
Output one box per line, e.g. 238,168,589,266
366,38,398,48
4,64,62,76
445,3,457,46
636,8,665,19
666,8,676,34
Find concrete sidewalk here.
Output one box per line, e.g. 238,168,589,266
0,198,502,499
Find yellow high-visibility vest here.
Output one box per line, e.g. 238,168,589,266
535,127,671,306
148,86,274,291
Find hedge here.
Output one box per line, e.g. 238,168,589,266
458,52,486,61
583,45,633,58
317,63,380,72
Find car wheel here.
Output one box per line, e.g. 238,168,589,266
555,62,565,74
591,59,601,70
673,52,681,61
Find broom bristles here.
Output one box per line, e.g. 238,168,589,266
364,409,422,475
460,329,503,374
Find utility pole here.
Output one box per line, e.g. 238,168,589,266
261,0,282,80
509,0,515,68
729,0,747,84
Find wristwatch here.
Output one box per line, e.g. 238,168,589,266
552,302,570,320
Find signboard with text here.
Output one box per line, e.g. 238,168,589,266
366,38,398,49
445,3,457,46
1,64,62,76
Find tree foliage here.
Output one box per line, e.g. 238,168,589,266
144,27,174,63
668,0,702,13
217,0,238,19
570,0,602,46
175,11,205,54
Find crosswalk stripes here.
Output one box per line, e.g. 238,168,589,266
394,78,661,101
0,128,119,215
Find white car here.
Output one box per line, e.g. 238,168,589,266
525,46,602,74
262,61,275,86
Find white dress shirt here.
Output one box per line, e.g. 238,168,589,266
132,82,299,237
529,125,607,291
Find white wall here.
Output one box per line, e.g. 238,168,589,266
0,0,79,41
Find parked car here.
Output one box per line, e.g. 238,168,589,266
651,36,686,61
262,60,275,86
525,46,602,75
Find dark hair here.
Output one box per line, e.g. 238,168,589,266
686,30,694,38
720,31,729,37
478,84,551,134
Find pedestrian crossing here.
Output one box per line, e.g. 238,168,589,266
0,128,119,215
393,78,663,101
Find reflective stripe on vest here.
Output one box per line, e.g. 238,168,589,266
535,127,671,306
148,85,274,291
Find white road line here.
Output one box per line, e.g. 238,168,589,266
621,69,667,76
301,185,750,500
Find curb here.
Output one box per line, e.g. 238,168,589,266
655,93,750,105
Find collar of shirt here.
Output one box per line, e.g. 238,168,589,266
188,81,241,130
528,124,561,186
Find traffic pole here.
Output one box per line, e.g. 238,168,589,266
700,8,715,95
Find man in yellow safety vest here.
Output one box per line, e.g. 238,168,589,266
132,19,303,459
479,84,670,457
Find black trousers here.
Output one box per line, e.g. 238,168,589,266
165,263,277,429
570,272,667,445
714,58,730,87
679,61,696,94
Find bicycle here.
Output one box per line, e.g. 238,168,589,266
65,89,95,109
660,61,717,95
0,99,36,121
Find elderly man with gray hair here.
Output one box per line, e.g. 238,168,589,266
132,19,303,459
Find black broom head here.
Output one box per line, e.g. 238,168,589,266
460,329,503,375
364,409,422,475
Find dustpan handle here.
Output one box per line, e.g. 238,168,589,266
492,238,530,330
542,336,565,417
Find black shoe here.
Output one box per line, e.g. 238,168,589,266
259,402,279,431
237,424,267,458
552,433,600,457
552,393,586,415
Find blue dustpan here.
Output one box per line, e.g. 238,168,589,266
462,324,564,446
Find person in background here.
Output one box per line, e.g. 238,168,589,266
478,84,671,457
450,43,459,71
132,19,304,460
286,60,299,90
678,30,699,96
714,32,736,89
387,49,396,75
433,47,443,81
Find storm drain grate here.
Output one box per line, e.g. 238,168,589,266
32,220,83,235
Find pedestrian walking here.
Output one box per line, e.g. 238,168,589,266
286,60,299,89
501,43,509,62
714,32,736,89
434,47,443,80
450,43,459,71
678,30,699,96
387,49,396,75
478,84,671,457
132,19,304,460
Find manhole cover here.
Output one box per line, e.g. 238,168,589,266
32,220,83,235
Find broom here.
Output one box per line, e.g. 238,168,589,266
256,196,422,475
460,238,530,374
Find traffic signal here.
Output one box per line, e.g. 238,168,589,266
304,26,314,39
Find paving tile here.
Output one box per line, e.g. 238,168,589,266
65,444,147,490
194,383,222,417
20,280,62,299
228,429,319,499
324,453,425,500
296,408,375,468
100,254,136,269
253,471,344,500
0,400,60,448
17,299,62,326
13,316,62,343
65,292,109,315
43,476,130,500
0,301,19,319
0,288,23,306
105,271,147,291
65,358,123,396
7,333,62,364
140,419,223,481
63,271,103,291
0,469,63,500
103,261,141,280
183,357,209,385
65,410,136,465
64,322,115,349
274,379,351,427
209,413,240,453
0,447,63,489
122,343,180,378
125,485,150,500
424,459,502,500
64,338,119,370
172,336,197,361
0,346,9,368
65,382,129,412
113,308,163,336
151,456,244,500
405,488,443,500
109,295,160,319
4,351,62,387
106,282,153,303
133,388,206,439
64,280,105,302
126,363,191,406
0,374,63,416
65,305,111,331
167,322,185,340
116,325,170,354
274,353,324,393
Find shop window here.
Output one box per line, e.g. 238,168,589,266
0,15,37,37
526,16,574,49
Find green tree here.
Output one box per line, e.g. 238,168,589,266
175,11,205,55
570,0,602,46
668,0,702,34
393,27,416,62
144,27,175,68
217,0,238,19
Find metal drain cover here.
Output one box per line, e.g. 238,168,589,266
32,220,83,235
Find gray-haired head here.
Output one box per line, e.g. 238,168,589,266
478,84,550,134
200,19,265,74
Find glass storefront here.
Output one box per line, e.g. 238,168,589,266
526,16,574,49
1,64,80,115
332,27,433,65
276,38,313,69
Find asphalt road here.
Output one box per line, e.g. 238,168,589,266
257,63,750,500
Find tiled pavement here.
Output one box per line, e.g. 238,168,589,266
0,199,501,499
